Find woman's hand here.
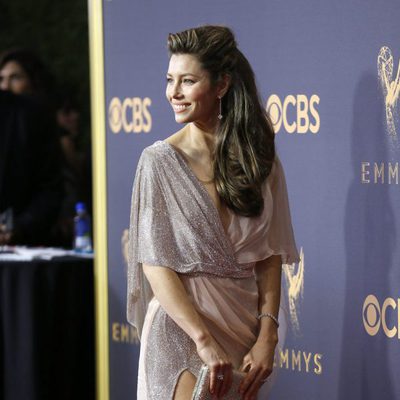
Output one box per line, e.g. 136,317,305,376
143,265,234,397
143,265,233,397
0,223,12,245
196,334,233,398
238,338,277,400
238,254,281,399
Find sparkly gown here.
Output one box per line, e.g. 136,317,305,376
127,140,299,399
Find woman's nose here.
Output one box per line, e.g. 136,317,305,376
170,82,182,98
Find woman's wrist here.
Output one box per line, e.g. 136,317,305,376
256,314,279,345
193,330,212,350
257,312,279,327
256,330,279,346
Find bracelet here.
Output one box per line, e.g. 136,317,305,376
257,312,279,328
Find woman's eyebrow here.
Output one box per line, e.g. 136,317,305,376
166,72,201,78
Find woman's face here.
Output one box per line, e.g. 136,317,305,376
166,54,220,129
0,61,33,95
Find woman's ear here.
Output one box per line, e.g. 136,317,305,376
217,74,231,98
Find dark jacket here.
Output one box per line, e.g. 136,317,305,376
0,90,63,245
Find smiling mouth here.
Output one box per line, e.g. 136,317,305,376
172,104,191,112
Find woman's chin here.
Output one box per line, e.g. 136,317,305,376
174,114,190,124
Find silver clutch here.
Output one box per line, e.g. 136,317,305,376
191,364,245,399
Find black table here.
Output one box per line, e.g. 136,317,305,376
0,256,95,400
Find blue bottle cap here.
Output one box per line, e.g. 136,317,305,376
75,202,86,212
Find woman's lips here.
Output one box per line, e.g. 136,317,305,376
172,103,191,113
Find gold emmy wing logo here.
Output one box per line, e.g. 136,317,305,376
113,228,140,344
377,46,400,138
278,249,323,375
283,247,305,335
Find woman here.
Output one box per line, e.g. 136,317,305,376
0,49,90,246
127,25,299,400
0,48,54,99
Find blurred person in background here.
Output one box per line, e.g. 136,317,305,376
0,89,63,246
53,88,92,246
0,49,91,247
0,48,55,104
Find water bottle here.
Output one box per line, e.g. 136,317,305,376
73,202,92,253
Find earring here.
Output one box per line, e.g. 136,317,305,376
217,96,223,120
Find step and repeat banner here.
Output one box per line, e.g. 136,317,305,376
99,1,400,399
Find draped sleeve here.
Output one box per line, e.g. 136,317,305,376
126,151,148,337
230,155,300,265
127,146,184,336
126,142,250,337
263,155,300,264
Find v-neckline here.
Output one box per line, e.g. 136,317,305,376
160,140,234,239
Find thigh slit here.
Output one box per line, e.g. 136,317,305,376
173,369,196,400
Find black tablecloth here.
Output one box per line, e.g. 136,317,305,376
0,257,95,400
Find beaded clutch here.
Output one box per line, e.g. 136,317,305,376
191,364,245,400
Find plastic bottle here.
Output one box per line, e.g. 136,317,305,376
73,202,92,253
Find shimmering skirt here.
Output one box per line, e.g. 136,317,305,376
137,274,286,399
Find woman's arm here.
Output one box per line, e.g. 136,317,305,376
239,254,282,400
143,264,233,396
254,254,282,344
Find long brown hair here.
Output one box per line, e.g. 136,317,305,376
168,25,275,217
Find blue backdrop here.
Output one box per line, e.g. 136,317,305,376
101,1,400,398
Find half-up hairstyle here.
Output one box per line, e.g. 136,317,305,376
167,25,275,217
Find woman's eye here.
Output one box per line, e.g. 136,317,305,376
166,77,173,84
183,79,195,85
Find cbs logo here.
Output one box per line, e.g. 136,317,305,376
266,94,320,134
108,97,152,134
363,294,400,339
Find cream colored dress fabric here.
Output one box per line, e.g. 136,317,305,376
127,140,299,399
